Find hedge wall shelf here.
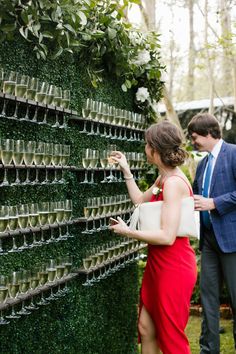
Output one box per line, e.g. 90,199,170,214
0,92,76,129
78,242,147,286
0,164,145,186
68,114,145,142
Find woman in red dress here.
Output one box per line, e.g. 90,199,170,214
110,121,197,354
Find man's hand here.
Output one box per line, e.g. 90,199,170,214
194,195,215,211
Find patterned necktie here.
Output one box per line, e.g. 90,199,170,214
202,153,214,228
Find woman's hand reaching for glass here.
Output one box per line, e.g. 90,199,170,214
109,216,131,237
110,151,130,175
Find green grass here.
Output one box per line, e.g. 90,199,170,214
186,316,235,354
138,316,235,353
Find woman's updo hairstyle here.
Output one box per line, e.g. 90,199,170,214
145,121,188,167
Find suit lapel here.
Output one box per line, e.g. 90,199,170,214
209,142,226,195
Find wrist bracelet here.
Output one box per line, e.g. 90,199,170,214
124,174,133,180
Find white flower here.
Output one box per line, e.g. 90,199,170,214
136,87,150,103
152,187,162,195
131,49,151,66
129,31,146,46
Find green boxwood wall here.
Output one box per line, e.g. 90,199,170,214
0,36,143,354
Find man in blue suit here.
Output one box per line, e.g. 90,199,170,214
188,113,236,354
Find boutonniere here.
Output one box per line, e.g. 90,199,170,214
152,186,162,196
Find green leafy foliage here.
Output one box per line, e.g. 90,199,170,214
0,0,164,122
0,36,141,354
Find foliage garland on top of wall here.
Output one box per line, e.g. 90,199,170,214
0,0,165,120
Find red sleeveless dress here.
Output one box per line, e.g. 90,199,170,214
139,176,197,354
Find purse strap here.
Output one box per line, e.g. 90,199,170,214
128,205,140,230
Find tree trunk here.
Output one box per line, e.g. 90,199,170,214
204,0,214,114
219,0,232,96
187,0,195,101
233,61,236,112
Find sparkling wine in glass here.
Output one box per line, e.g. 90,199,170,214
0,275,9,324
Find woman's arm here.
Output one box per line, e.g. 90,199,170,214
111,177,184,245
111,151,155,204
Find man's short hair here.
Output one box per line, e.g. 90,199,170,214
187,113,221,139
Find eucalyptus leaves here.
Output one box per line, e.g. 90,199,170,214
0,0,164,120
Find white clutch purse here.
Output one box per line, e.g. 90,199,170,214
129,196,199,239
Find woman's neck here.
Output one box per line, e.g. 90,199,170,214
159,166,180,178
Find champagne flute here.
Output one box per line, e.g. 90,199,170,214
51,144,62,184
13,74,29,119
15,74,29,98
54,201,65,241
25,268,40,310
107,144,117,183
1,71,17,118
27,77,39,101
82,197,93,234
100,150,109,183
36,81,49,125
35,81,48,104
38,201,49,227
61,89,70,109
81,148,91,184
2,70,17,95
81,98,92,133
1,138,13,187
87,100,98,135
8,205,18,232
63,199,73,238
17,203,29,250
45,84,55,106
23,77,39,121
12,139,24,185
46,258,57,301
8,205,20,254
42,143,53,184
0,205,9,234
17,270,31,315
33,141,45,185
89,149,99,184
52,86,62,127
37,264,49,306
82,257,93,286
6,271,21,319
0,275,9,325
28,203,40,247
23,140,35,185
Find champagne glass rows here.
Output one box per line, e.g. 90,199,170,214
0,139,70,186
82,196,133,234
0,256,73,324
80,99,147,141
0,200,72,233
0,200,73,254
82,148,145,169
0,69,70,109
84,195,132,219
0,139,70,166
81,147,145,184
82,240,145,286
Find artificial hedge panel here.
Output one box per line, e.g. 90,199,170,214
0,36,142,354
